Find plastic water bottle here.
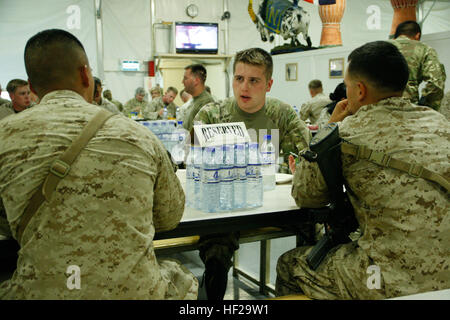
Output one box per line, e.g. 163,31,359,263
260,135,276,191
176,106,180,120
193,146,203,210
234,143,247,210
246,142,263,208
185,146,194,208
219,144,235,211
171,121,186,164
201,146,220,213
150,121,160,135
163,106,168,120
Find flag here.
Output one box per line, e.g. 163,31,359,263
303,0,336,5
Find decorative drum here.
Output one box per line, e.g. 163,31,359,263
318,0,346,47
390,0,418,37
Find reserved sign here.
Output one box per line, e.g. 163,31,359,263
193,122,251,147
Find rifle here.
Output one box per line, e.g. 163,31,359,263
300,122,359,270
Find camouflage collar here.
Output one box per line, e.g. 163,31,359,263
40,90,86,105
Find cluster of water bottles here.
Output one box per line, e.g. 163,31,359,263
141,120,186,164
185,135,276,213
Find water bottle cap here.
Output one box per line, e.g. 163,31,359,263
178,121,183,125
235,144,244,150
264,135,271,140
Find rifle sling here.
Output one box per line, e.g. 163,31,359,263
341,142,449,192
16,109,114,243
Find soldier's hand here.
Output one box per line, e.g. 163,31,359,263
329,99,351,123
158,108,164,116
289,154,296,174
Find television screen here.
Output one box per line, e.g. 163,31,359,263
175,22,218,54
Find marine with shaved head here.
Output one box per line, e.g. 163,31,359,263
0,29,198,300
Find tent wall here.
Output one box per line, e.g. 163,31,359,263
1,0,450,105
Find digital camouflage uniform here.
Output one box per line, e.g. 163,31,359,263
177,99,193,124
0,90,198,299
122,97,150,117
277,97,449,299
183,90,214,132
299,92,332,125
0,102,14,121
94,98,121,114
142,96,177,120
439,90,450,121
193,96,311,287
391,35,446,110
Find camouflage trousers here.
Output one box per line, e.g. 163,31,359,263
275,241,387,300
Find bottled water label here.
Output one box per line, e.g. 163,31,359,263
202,169,219,183
236,167,247,180
220,167,234,182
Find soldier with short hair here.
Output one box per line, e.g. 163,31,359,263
123,87,150,116
93,77,121,114
103,89,123,112
277,41,449,299
0,79,32,120
182,64,214,132
391,20,446,110
0,28,198,300
143,86,178,120
299,79,332,125
193,47,311,300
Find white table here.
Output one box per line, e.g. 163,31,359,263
154,170,306,240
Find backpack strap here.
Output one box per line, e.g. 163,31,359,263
341,142,450,192
16,109,114,242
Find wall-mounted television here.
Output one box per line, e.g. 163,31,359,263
175,22,218,54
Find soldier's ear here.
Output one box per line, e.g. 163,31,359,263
357,81,367,102
414,32,421,41
266,78,274,92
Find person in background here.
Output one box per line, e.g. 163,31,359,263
177,89,193,123
93,77,121,114
299,79,332,125
277,40,449,300
193,47,311,300
391,20,446,111
103,89,123,112
143,86,178,120
0,28,198,300
0,79,32,120
182,64,214,132
149,85,163,100
316,82,347,130
123,87,150,116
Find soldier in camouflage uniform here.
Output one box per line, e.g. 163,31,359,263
391,20,446,111
93,77,121,114
439,90,450,121
182,64,215,132
142,86,178,120
103,89,123,112
277,41,449,299
0,29,198,300
299,80,332,125
123,87,150,117
0,79,33,121
193,48,311,300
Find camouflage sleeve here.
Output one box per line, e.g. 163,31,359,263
0,199,12,238
143,100,161,120
291,158,330,208
420,48,446,110
152,140,185,232
123,100,133,115
192,101,221,125
279,105,311,163
299,102,310,122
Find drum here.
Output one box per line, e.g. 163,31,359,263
318,0,346,47
390,0,418,37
